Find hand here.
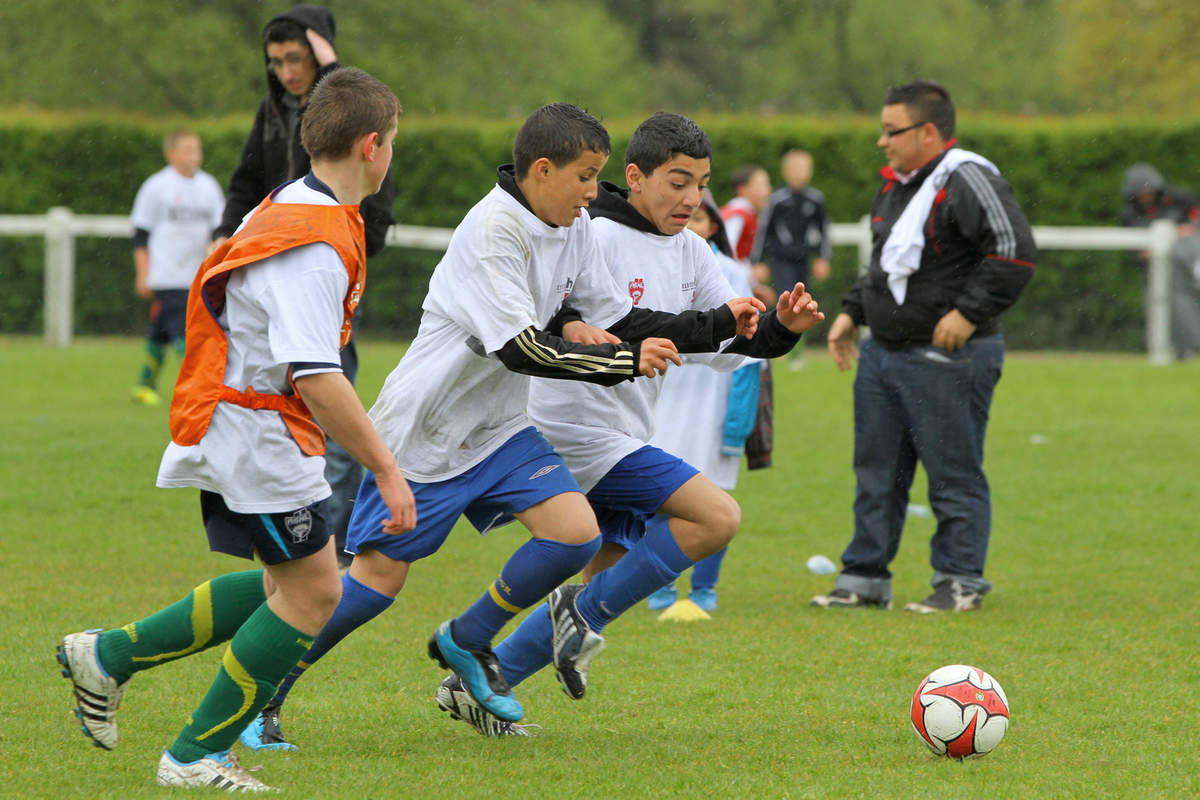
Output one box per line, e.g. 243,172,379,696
826,312,858,372
563,319,620,345
375,467,416,535
931,308,976,352
638,337,681,377
726,296,766,338
305,29,338,67
135,275,152,300
776,281,825,334
812,258,831,282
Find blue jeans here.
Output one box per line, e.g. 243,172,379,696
835,334,1003,602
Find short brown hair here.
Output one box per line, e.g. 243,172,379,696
163,129,199,152
301,67,401,160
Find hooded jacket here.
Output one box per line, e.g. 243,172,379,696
1120,163,1199,229
214,4,395,256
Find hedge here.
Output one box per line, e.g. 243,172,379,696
3,111,1199,349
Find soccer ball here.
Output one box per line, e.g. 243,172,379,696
910,664,1010,759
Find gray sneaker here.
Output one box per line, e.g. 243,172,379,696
156,749,274,792
548,584,605,700
436,675,541,738
904,580,982,613
811,588,893,610
57,629,129,750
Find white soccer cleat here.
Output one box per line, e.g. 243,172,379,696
156,749,274,792
57,629,128,750
436,675,541,738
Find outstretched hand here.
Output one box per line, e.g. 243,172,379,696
563,319,621,345
726,296,766,338
638,337,681,377
776,282,825,334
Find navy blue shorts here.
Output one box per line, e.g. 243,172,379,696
147,289,188,344
201,490,332,566
347,426,582,563
586,445,698,551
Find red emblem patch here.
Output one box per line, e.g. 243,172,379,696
629,278,644,305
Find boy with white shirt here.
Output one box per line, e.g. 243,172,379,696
56,68,412,791
435,112,824,735
236,102,767,745
128,130,224,406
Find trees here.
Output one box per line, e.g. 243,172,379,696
0,0,1193,117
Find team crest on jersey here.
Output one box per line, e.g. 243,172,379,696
528,464,562,480
629,278,645,305
284,509,312,543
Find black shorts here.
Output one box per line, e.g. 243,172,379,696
147,289,189,343
201,491,332,565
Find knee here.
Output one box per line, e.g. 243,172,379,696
703,494,741,549
308,576,343,627
556,517,601,547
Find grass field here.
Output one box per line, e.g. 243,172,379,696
2,336,1197,799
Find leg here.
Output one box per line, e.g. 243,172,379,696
815,339,912,608
904,336,1003,599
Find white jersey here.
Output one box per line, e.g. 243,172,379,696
650,253,758,490
131,166,225,290
156,179,347,512
368,185,632,482
528,220,745,492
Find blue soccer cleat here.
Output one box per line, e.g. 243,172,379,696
238,705,298,752
689,588,718,612
427,621,523,722
647,584,677,611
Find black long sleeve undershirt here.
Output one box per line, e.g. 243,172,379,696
547,304,738,353
492,326,640,386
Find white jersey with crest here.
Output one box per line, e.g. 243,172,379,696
368,186,632,482
529,221,744,492
130,166,225,290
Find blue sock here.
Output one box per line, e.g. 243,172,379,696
267,573,392,708
691,547,727,591
576,517,694,633
493,603,554,687
451,536,599,651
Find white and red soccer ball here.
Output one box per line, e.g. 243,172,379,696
910,664,1010,758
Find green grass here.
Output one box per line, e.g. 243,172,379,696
2,336,1197,799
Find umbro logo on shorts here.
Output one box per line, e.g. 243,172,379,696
284,509,312,543
528,464,562,480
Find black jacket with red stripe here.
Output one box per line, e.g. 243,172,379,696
843,148,1036,348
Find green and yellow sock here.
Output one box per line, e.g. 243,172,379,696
169,603,313,763
97,570,265,683
137,339,167,389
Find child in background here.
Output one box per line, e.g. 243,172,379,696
647,189,764,615
129,130,224,406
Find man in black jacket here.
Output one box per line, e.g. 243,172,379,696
813,80,1035,614
215,5,397,585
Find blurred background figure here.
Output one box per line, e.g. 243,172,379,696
647,190,767,616
129,130,224,407
752,149,831,369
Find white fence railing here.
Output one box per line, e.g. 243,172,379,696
1,209,1177,364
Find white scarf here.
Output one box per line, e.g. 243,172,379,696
880,148,998,304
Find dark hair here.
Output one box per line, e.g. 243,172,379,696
883,80,955,140
730,164,763,190
697,188,732,258
263,17,309,49
513,103,610,179
625,112,712,175
302,68,401,160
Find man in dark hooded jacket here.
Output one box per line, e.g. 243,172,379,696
215,4,396,580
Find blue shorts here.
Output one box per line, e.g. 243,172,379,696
201,490,331,566
586,445,698,551
347,426,582,562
